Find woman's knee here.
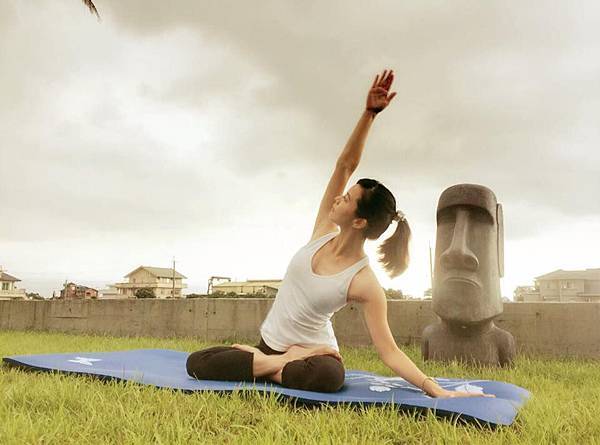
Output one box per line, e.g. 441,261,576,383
186,346,236,379
186,346,255,381
282,355,345,393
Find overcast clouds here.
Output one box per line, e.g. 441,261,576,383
1,0,599,297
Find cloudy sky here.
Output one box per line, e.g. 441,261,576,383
1,0,599,298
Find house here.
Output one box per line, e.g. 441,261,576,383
513,285,539,302
115,266,187,298
525,268,600,302
0,269,26,300
212,279,281,297
98,284,122,299
59,282,98,300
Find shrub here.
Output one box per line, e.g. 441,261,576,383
383,287,405,299
185,293,210,299
135,288,156,299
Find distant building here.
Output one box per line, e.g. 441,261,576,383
0,269,26,300
59,282,98,300
212,279,281,297
98,284,122,299
513,285,539,302
521,268,600,302
115,266,187,298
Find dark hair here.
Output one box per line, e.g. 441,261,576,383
355,178,411,278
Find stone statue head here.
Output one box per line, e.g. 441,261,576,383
433,184,504,323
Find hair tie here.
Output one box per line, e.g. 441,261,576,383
393,210,406,223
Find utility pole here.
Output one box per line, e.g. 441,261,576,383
172,257,176,298
428,242,434,291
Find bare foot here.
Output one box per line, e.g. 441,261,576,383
284,344,343,362
231,343,286,378
231,343,263,355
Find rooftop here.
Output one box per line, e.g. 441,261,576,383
0,272,20,282
213,280,281,288
535,268,600,281
124,266,187,279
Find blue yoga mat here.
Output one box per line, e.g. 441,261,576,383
3,349,530,426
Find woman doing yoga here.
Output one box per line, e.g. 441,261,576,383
187,69,495,398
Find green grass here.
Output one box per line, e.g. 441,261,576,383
1,330,599,445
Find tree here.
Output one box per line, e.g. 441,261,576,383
383,287,404,299
135,288,156,299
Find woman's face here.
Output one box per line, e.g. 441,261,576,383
329,184,362,225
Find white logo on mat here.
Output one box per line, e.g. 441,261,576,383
68,357,102,366
369,385,391,392
453,383,484,394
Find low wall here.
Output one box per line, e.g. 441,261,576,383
1,299,600,358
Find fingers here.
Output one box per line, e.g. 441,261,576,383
380,69,393,87
465,392,496,398
371,75,379,88
380,70,388,85
372,69,395,89
385,70,394,86
446,390,496,398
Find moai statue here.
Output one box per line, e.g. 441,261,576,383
421,184,516,367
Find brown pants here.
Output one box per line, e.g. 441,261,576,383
186,337,345,393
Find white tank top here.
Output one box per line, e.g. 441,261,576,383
260,230,369,352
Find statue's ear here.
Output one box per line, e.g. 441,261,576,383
497,203,504,277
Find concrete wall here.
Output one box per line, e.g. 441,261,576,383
2,299,600,358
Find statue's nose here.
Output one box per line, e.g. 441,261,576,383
440,210,479,272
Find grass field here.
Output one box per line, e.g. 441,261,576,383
1,330,599,444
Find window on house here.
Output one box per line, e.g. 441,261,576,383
2,282,9,290
560,281,573,290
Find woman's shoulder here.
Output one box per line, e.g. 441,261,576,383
347,265,381,304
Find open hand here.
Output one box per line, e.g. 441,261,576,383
366,69,397,114
435,388,496,399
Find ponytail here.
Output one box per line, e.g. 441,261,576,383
376,218,411,278
355,178,411,278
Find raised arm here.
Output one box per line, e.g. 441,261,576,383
311,69,397,240
359,278,496,399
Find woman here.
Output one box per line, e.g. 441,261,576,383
187,69,494,398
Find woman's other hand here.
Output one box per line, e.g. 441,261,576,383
366,69,397,115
